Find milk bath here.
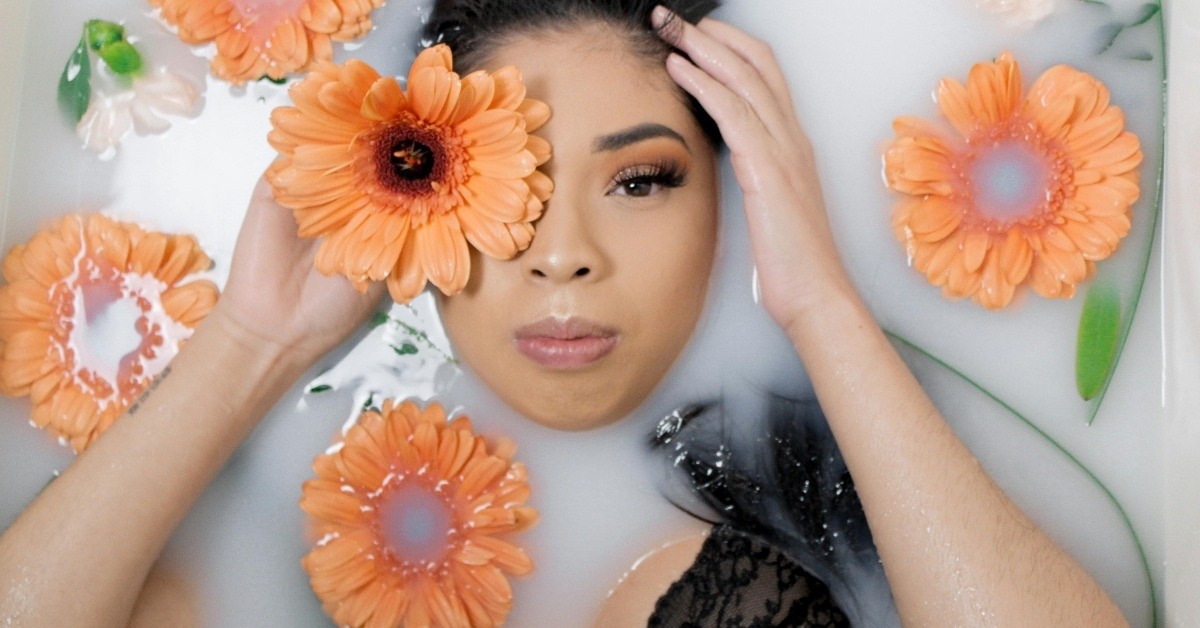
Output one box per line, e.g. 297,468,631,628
0,0,1168,625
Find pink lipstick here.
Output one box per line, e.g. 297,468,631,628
513,317,619,369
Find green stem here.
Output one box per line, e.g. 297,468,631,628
1086,1,1167,425
886,331,1158,628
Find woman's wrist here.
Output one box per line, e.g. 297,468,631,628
779,277,878,355
203,301,321,381
188,304,315,404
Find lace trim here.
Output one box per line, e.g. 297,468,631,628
648,524,850,628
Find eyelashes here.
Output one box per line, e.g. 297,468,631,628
608,159,688,198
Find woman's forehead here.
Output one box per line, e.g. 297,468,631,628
488,32,698,145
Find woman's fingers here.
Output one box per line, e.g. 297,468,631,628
694,18,797,120
652,7,787,133
664,53,767,158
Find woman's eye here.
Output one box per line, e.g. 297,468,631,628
608,163,686,198
616,178,660,197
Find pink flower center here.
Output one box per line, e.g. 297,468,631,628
379,482,457,572
229,0,307,41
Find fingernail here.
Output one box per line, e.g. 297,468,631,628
651,5,672,27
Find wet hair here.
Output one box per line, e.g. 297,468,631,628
651,397,898,625
424,0,724,147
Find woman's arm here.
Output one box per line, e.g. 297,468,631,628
653,8,1128,626
0,178,382,626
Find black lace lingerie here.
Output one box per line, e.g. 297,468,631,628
648,397,900,627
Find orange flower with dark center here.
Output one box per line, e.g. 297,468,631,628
266,45,553,304
884,52,1141,309
300,400,537,627
0,214,218,451
149,0,384,85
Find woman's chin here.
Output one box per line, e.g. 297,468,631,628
500,381,649,432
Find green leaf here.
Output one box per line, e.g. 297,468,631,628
392,342,419,356
369,311,390,329
1130,3,1160,27
85,19,124,51
57,35,91,124
1075,282,1121,400
1096,23,1123,54
308,384,333,394
97,41,142,76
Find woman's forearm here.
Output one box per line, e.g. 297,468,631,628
0,307,307,627
785,286,1127,627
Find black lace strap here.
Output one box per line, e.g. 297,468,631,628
649,524,851,628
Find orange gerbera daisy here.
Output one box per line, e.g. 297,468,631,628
0,214,218,451
149,0,384,85
884,52,1141,309
266,45,553,304
301,400,537,627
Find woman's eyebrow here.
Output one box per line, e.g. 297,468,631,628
592,123,690,153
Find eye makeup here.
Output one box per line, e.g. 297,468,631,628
608,159,688,197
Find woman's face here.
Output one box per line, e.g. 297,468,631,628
438,24,719,431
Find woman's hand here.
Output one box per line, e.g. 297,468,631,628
652,8,856,334
212,173,385,368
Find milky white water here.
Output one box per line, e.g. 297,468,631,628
0,0,1167,626
75,291,142,392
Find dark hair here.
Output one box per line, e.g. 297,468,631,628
424,0,723,147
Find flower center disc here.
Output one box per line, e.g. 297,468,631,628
968,141,1053,222
379,483,455,566
365,123,456,201
74,280,144,389
392,140,435,181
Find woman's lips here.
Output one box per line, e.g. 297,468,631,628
513,317,619,369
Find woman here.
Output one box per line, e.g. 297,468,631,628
0,0,1127,625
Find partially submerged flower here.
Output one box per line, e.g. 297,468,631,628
301,400,537,627
149,0,385,85
0,214,218,451
266,45,553,303
884,52,1141,309
76,67,201,156
974,0,1069,28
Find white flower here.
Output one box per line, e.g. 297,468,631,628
975,0,1069,28
76,68,201,157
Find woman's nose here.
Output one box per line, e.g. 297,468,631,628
519,197,607,284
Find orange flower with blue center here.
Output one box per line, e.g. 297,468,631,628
266,45,552,304
300,400,537,627
884,52,1141,309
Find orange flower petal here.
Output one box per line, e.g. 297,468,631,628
416,215,472,296
361,77,406,121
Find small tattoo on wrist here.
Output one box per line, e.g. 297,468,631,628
127,366,172,416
